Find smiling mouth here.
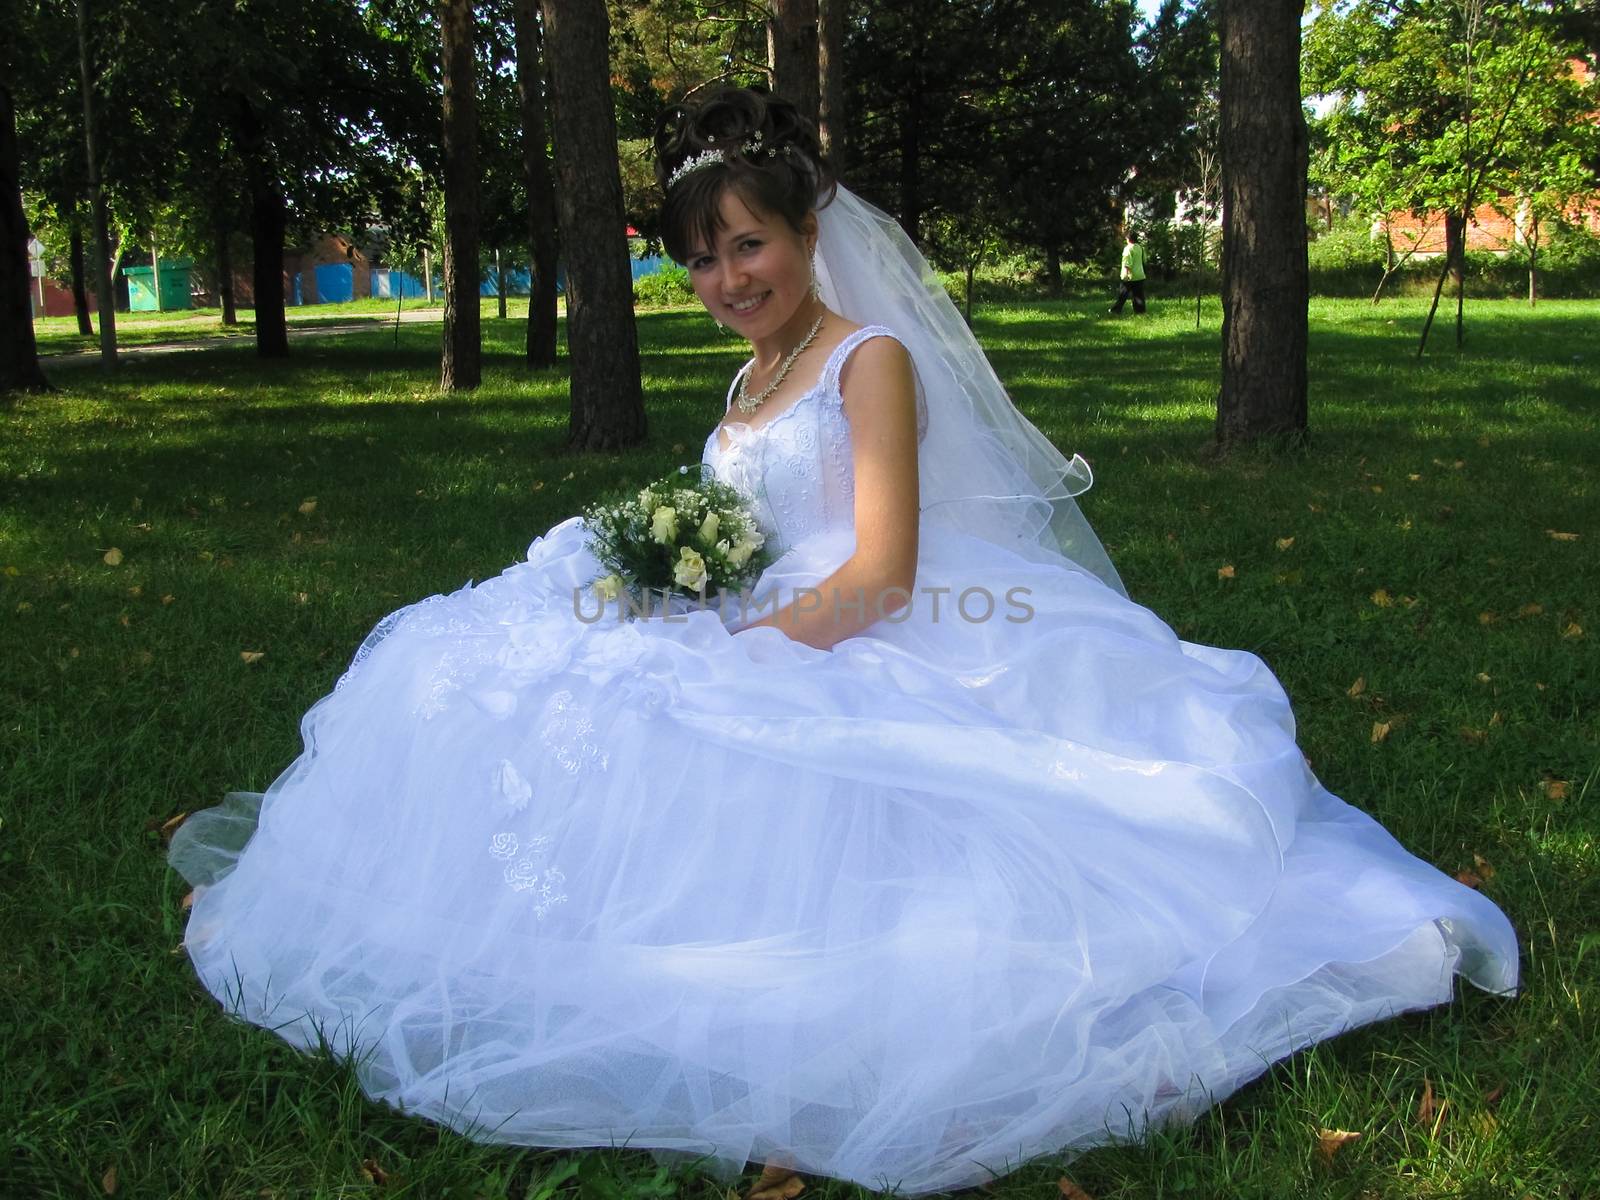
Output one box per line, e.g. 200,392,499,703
728,292,770,314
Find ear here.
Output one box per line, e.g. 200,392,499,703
801,212,819,252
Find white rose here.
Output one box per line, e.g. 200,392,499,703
698,511,720,545
591,573,623,601
673,546,708,591
650,506,678,544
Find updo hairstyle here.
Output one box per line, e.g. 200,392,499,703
653,86,838,265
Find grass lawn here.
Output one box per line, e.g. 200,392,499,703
2,295,1596,1198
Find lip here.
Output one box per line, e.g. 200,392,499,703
725,291,771,317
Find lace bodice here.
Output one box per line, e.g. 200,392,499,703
701,325,900,556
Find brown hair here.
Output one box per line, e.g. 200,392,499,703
654,86,838,264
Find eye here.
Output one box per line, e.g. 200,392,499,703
739,239,762,252
688,255,712,271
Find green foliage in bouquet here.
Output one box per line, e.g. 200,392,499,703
580,466,774,609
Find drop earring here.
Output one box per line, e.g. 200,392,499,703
810,252,823,301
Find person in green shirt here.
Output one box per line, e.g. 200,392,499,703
1109,229,1147,315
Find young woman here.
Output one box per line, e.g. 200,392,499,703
172,87,1517,1195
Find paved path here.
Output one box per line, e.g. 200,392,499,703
42,309,444,365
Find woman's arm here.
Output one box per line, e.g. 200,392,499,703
740,336,921,650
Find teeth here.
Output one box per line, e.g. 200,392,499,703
731,293,768,312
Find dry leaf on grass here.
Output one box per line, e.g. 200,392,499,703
1217,564,1236,579
1560,622,1583,639
240,650,266,664
1545,530,1579,541
1516,603,1543,618
745,1165,805,1200
180,890,195,911
1371,721,1392,744
298,497,318,516
159,812,189,842
1455,869,1483,890
1315,1128,1361,1165
1057,1177,1096,1200
103,548,124,566
1347,676,1367,698
101,1165,119,1195
1542,779,1570,801
1371,589,1393,607
1276,537,1295,551
1416,1076,1439,1126
359,1158,390,1185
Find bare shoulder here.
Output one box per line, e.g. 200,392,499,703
838,331,915,407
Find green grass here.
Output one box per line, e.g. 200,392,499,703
2,296,1596,1198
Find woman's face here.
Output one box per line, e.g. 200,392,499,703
684,187,817,339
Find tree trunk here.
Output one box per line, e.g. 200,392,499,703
515,0,560,368
768,0,820,129
1044,246,1061,295
899,95,923,246
542,0,645,450
78,0,116,369
69,215,93,335
247,166,289,356
818,0,846,173
1216,0,1309,448
1448,208,1465,347
216,213,237,326
1,84,49,395
440,0,481,390
496,248,508,319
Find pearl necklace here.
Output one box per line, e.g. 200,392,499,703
735,313,827,416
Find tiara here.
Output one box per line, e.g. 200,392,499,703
666,136,799,189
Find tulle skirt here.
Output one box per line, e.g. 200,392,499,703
171,517,1518,1194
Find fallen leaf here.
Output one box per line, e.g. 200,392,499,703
1348,676,1367,697
1460,728,1487,744
161,594,175,605
1370,484,1383,493
1315,1128,1361,1166
1516,603,1543,618
180,890,195,911
1478,611,1497,625
359,1158,389,1185
1217,564,1236,579
745,1164,805,1200
1484,1084,1505,1106
1560,622,1583,639
103,547,124,566
101,1165,119,1195
1545,530,1580,542
1542,779,1570,801
1488,711,1503,727
1371,589,1393,607
1276,536,1296,551
159,812,190,842
531,481,545,491
1476,672,1491,684
1416,1076,1439,1126
240,650,266,664
1408,473,1422,481
1473,853,1496,879
1371,721,1392,744
1057,1178,1096,1200
294,592,309,605
298,497,318,515
1455,869,1483,889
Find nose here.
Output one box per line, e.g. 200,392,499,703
719,258,749,295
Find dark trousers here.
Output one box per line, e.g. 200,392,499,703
1110,279,1146,314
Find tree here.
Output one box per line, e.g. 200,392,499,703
440,0,482,390
2,81,49,395
515,0,560,368
1216,0,1309,447
769,0,820,127
818,0,847,171
1304,0,1592,349
543,0,645,449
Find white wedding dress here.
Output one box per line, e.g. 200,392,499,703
173,325,1518,1195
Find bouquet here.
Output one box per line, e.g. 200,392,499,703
580,466,772,614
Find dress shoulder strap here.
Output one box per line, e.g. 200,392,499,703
819,324,903,400
724,359,755,413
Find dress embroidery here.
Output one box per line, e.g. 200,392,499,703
487,831,568,918
540,690,609,775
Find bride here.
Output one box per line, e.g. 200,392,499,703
171,87,1518,1194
